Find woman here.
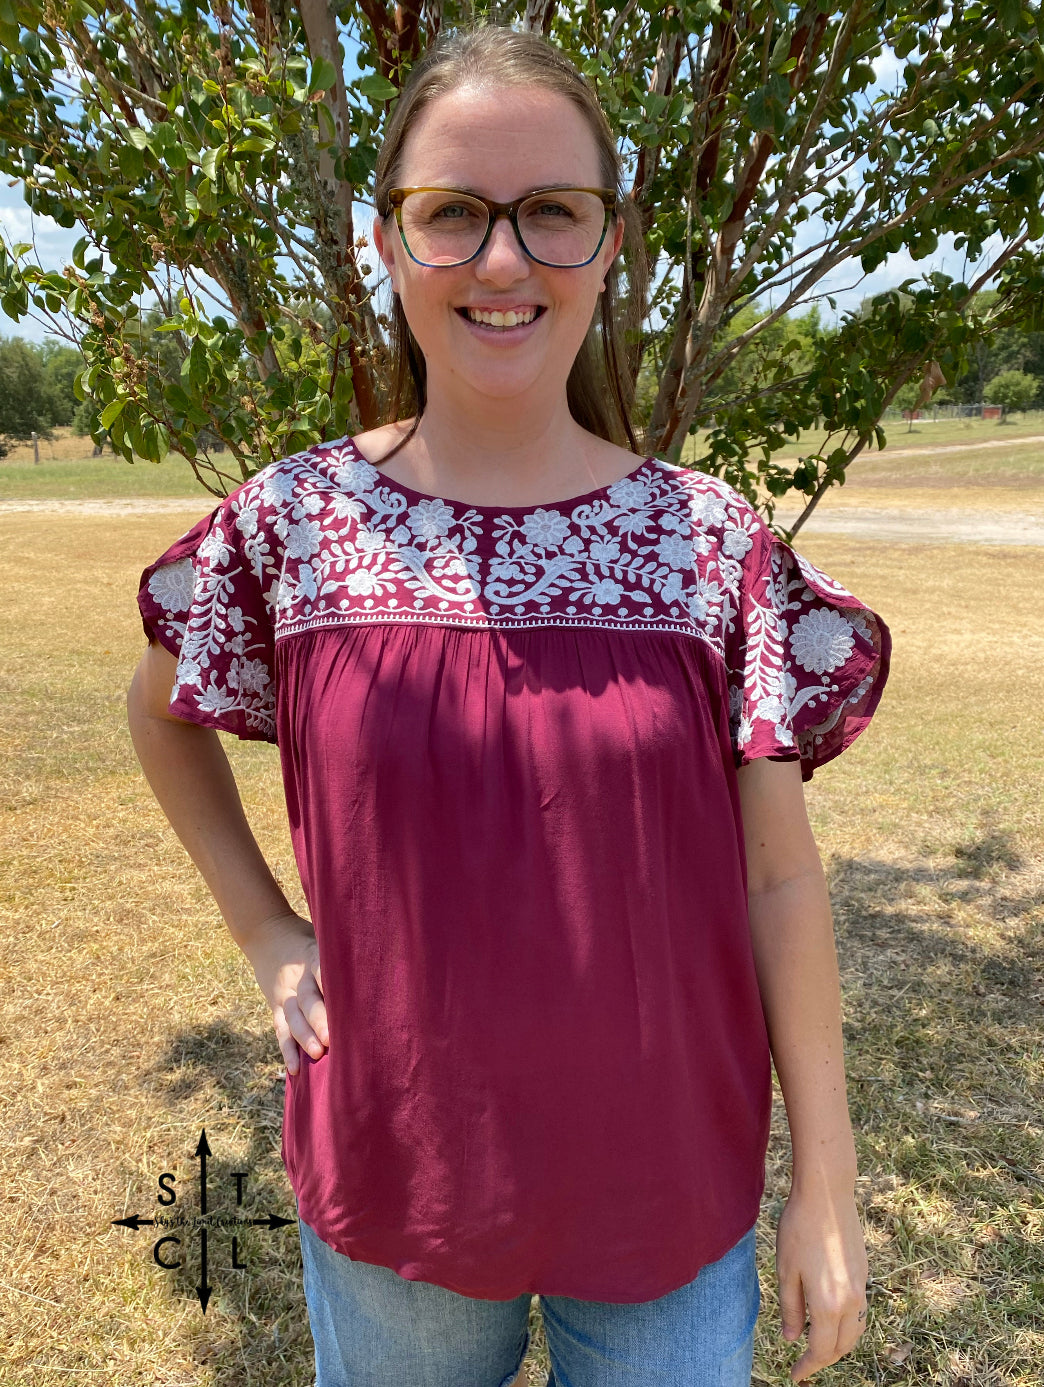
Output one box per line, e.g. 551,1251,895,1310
129,25,889,1387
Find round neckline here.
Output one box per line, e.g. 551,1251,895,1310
345,436,659,513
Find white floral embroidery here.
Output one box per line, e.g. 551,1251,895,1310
405,498,456,542
198,531,232,566
139,437,885,767
658,533,693,569
148,558,195,613
262,470,297,505
691,493,728,527
590,538,621,564
285,518,322,560
790,608,856,674
608,476,653,510
721,526,753,560
523,509,571,549
589,577,623,606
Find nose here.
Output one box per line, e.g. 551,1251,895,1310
474,212,531,285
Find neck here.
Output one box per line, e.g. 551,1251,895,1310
406,387,606,505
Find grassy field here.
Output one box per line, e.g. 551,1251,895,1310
0,433,225,500
3,414,1044,505
0,456,1041,1384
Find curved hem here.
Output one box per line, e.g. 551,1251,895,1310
287,1189,766,1305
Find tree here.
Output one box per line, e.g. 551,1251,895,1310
0,335,54,454
947,288,1044,403
2,2,1044,536
37,339,83,425
983,368,1040,415
891,379,921,431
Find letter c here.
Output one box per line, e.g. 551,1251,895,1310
153,1236,182,1269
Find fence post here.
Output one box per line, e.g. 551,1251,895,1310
32,431,39,465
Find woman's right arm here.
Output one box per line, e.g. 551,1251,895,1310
127,639,329,1074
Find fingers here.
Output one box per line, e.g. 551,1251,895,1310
789,1295,869,1382
242,913,328,1073
281,990,329,1066
271,1004,302,1075
296,965,330,1048
778,1266,807,1343
791,1310,839,1382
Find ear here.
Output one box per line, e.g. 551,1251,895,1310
610,216,625,259
373,213,400,293
600,215,626,290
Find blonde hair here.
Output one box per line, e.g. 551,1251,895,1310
372,24,649,455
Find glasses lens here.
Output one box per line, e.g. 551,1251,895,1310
399,191,490,266
517,191,609,266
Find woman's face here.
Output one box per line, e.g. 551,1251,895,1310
373,83,624,413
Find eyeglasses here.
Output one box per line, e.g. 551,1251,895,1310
385,186,618,269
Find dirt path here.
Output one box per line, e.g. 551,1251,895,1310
783,505,1044,546
861,432,1044,461
0,497,208,515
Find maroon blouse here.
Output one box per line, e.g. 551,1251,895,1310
137,437,889,1303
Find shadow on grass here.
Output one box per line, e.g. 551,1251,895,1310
806,830,1044,1381
137,1023,312,1383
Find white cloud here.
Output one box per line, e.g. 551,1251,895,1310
871,46,904,91
0,203,67,246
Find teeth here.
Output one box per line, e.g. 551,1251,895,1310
466,307,538,328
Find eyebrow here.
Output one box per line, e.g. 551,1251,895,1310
444,182,580,197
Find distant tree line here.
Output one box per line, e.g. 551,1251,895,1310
944,290,1044,412
3,289,1043,460
0,335,86,456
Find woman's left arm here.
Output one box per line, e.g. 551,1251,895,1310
737,756,869,1383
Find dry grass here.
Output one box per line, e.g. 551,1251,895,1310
1,427,107,463
5,418,1044,508
0,511,1041,1386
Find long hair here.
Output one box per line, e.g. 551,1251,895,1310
371,25,649,455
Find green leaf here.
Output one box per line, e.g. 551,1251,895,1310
200,146,226,181
188,339,208,390
999,0,1021,34
118,144,145,181
747,86,773,132
100,397,126,428
308,57,338,96
357,72,398,102
769,30,792,70
235,135,273,154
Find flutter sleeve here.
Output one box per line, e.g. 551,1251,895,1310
136,494,277,743
724,516,891,781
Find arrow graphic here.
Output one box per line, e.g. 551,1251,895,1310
197,1226,211,1313
195,1128,211,1215
110,1129,297,1313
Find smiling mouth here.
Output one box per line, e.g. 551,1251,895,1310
458,306,545,329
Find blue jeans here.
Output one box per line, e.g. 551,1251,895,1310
298,1218,760,1386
